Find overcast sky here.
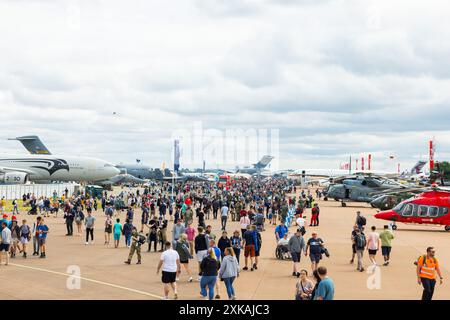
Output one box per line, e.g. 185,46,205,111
1,0,449,171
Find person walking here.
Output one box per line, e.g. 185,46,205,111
416,247,444,300
379,225,394,266
157,241,181,300
367,226,380,266
123,219,133,248
355,211,366,230
0,222,11,265
84,211,96,245
349,225,359,264
113,218,122,248
353,228,366,272
313,267,334,300
220,204,229,231
124,227,144,265
37,218,49,258
185,221,196,257
64,206,75,236
217,231,232,259
19,219,31,258
243,225,256,271
230,230,242,264
305,232,324,272
239,213,250,238
200,248,219,300
174,233,193,282
104,214,113,245
32,216,42,256
288,228,306,278
195,226,209,280
219,247,240,300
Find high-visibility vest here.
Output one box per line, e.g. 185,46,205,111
418,256,439,280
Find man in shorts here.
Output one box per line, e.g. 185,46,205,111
37,218,49,258
243,225,256,271
305,232,324,272
157,241,181,300
0,222,11,265
367,226,380,266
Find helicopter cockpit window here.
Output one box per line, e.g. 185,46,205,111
428,207,439,217
402,204,414,216
418,206,428,217
439,207,449,216
393,202,404,213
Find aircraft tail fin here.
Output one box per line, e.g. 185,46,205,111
8,135,52,155
410,160,427,174
254,155,274,169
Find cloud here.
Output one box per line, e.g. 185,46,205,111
0,0,449,171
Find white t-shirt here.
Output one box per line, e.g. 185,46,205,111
296,218,305,227
160,249,180,272
240,216,250,229
367,232,380,250
221,206,229,217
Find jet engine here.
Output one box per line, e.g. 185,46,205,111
0,172,29,184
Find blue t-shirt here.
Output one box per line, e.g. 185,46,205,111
307,237,324,255
275,225,288,239
37,225,49,239
314,278,334,300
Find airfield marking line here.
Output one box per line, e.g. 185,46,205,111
9,263,163,299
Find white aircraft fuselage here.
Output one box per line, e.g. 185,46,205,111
0,154,120,182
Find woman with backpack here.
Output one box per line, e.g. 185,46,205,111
174,233,193,282
122,219,133,248
19,219,31,258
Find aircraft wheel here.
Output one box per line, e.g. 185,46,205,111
392,225,398,231
323,197,328,201
445,225,450,232
341,202,347,207
334,198,339,202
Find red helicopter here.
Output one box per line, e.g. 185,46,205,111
374,185,450,232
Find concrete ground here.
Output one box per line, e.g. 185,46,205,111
1,187,449,300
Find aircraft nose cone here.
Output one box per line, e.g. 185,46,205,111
374,211,393,220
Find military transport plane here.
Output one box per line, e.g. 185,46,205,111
235,155,274,175
0,155,120,184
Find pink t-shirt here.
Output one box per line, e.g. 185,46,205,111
185,227,196,241
367,232,380,250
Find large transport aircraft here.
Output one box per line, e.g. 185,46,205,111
0,155,120,184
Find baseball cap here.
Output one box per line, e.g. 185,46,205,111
12,215,17,221
2,214,8,218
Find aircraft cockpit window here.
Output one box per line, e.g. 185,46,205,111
439,207,449,216
429,207,439,217
402,204,414,216
393,203,404,213
418,206,428,217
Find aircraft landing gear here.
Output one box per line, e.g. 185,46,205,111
391,223,398,231
341,202,347,207
445,225,450,232
323,197,328,201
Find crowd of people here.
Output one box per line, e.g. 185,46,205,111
0,176,445,301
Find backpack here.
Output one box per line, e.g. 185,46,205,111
355,233,366,249
358,216,367,226
414,255,437,267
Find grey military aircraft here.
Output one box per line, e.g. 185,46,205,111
325,174,413,207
